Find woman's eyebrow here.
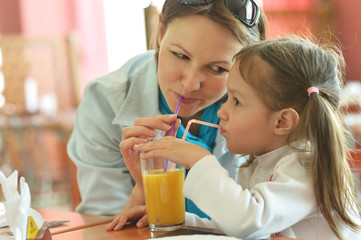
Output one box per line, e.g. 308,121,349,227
209,60,232,66
171,44,231,65
172,43,192,57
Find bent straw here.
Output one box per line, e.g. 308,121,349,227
164,96,183,171
170,119,220,170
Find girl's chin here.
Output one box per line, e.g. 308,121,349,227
226,144,242,155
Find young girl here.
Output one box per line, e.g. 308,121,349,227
134,37,361,239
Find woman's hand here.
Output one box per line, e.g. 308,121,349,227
105,184,147,231
119,114,181,185
105,205,148,231
134,136,212,169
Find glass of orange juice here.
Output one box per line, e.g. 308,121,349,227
140,153,185,231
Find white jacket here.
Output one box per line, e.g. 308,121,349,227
185,145,361,239
67,50,244,215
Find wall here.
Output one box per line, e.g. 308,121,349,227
0,0,108,101
20,0,74,36
0,0,22,33
72,0,108,94
1,0,360,96
333,0,361,82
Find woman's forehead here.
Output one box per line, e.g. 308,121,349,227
164,15,242,59
167,14,238,41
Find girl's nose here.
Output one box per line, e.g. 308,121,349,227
181,68,203,91
217,105,227,121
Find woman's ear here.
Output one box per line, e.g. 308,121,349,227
273,108,299,136
157,13,165,47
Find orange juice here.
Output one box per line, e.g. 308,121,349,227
142,168,185,227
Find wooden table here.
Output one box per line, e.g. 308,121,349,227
50,223,300,240
36,208,112,235
34,209,301,240
51,224,163,240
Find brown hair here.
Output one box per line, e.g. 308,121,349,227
235,36,360,239
156,0,267,48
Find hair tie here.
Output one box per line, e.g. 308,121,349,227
307,86,319,97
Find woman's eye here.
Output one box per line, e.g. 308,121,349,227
210,65,227,73
172,51,189,60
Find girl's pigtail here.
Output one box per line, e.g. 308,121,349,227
305,90,359,239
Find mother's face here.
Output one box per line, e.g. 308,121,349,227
157,14,241,117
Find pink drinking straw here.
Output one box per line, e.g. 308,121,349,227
170,119,220,170
164,96,183,171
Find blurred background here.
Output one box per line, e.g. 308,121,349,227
0,0,360,211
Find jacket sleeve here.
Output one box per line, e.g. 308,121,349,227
185,212,217,229
67,79,132,215
183,155,316,239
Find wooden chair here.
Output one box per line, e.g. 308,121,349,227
348,149,361,197
0,35,79,210
348,149,361,173
0,35,80,112
264,0,335,43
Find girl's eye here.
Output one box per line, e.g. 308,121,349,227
210,65,227,74
233,97,241,106
172,51,189,60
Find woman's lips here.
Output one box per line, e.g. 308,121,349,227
181,97,199,104
175,93,199,104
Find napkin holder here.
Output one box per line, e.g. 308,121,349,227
0,170,49,240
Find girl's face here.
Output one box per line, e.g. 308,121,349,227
157,14,241,117
218,58,280,156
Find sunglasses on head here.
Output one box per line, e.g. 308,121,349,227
177,0,260,28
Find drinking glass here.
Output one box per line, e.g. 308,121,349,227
141,154,185,231
141,119,219,231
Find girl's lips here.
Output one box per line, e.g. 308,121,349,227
219,126,225,134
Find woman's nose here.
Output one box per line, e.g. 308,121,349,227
181,68,203,91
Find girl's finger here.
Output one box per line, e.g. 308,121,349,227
141,149,170,160
119,137,148,153
136,215,149,228
133,143,144,152
105,216,122,231
113,215,127,231
140,136,176,150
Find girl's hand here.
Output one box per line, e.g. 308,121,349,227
119,114,181,185
105,205,148,231
134,136,211,169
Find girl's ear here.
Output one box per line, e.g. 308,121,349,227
157,13,165,47
273,108,299,136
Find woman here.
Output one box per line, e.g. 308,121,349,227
67,0,267,218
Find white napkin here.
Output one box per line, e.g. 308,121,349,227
151,234,241,240
0,202,7,227
0,170,44,240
